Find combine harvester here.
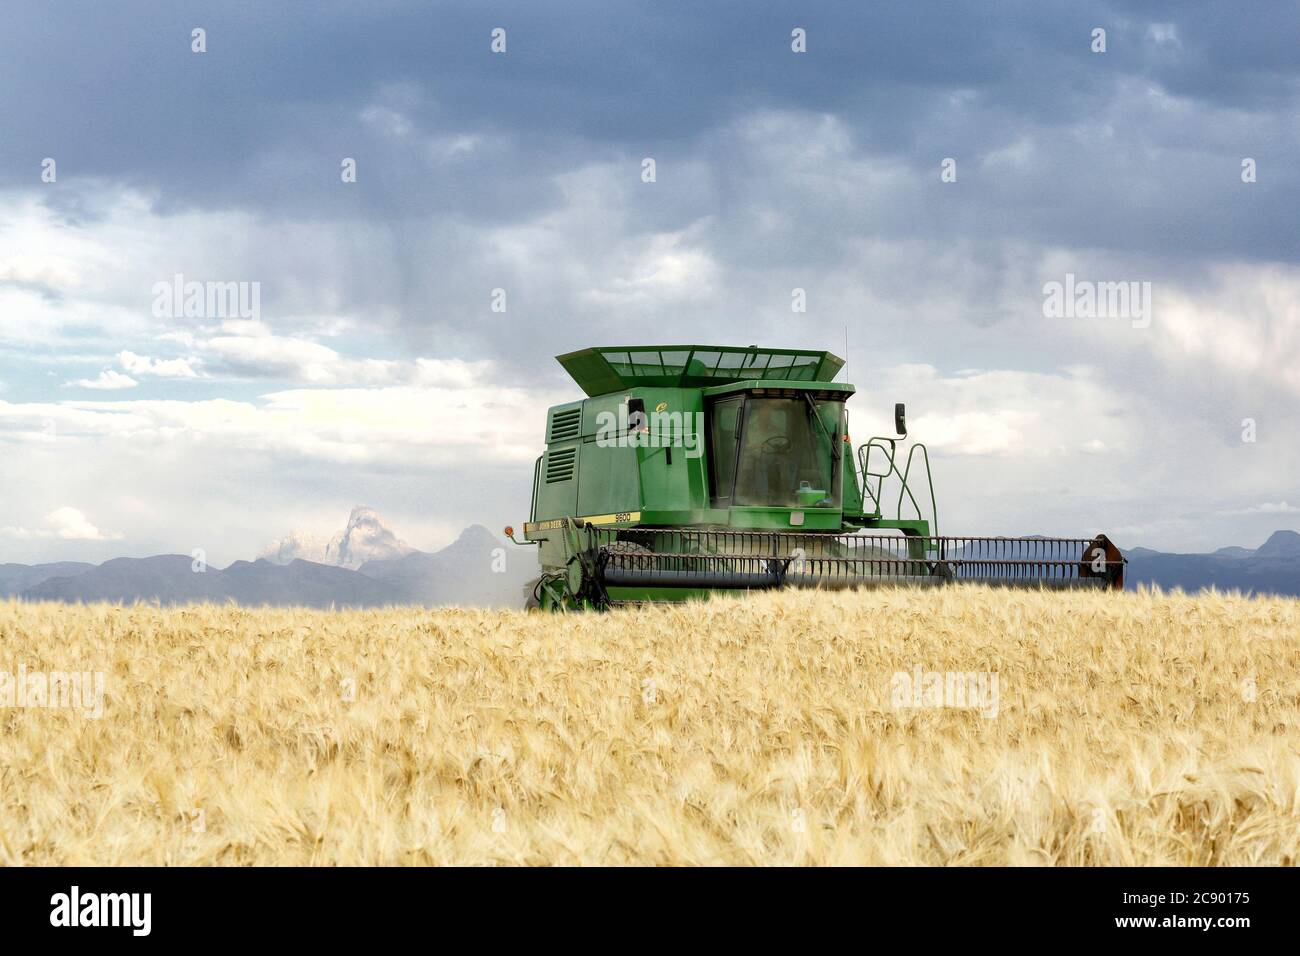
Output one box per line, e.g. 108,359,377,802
506,345,1123,610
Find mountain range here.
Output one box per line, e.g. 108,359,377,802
2,509,535,609
257,505,415,569
1,512,1297,607
1122,529,1300,596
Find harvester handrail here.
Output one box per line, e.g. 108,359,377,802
858,437,937,537
858,438,898,514
898,443,939,539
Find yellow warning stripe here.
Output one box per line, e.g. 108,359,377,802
583,511,640,525
524,511,641,534
523,519,565,532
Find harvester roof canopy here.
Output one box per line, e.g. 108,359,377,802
556,345,845,397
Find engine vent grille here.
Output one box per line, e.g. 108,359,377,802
545,447,577,483
548,407,582,442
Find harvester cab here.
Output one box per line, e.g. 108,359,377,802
509,345,1124,610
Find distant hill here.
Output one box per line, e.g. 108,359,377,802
1211,546,1254,560
360,525,536,608
21,555,404,608
9,517,534,609
1124,531,1300,598
6,516,1296,606
1254,530,1300,559
0,561,96,596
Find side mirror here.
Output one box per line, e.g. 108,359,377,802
894,402,907,437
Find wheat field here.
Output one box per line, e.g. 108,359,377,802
0,586,1297,866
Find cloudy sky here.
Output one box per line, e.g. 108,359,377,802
1,1,1298,565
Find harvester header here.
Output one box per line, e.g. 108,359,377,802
509,344,1123,609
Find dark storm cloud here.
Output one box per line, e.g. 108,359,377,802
4,1,1297,224
4,0,1298,370
2,0,1298,560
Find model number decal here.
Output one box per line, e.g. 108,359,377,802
525,511,640,533
586,511,640,525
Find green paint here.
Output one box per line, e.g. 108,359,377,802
521,344,945,608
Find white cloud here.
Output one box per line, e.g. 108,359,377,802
1152,265,1300,396
3,358,556,466
0,506,123,541
360,105,412,138
1145,23,1181,48
64,369,138,390
1224,502,1300,515
117,350,200,378
429,134,484,159
200,321,496,387
1032,257,1300,400
205,326,341,380
581,227,721,307
850,364,1128,458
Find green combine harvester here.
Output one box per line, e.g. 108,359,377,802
505,345,1123,610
